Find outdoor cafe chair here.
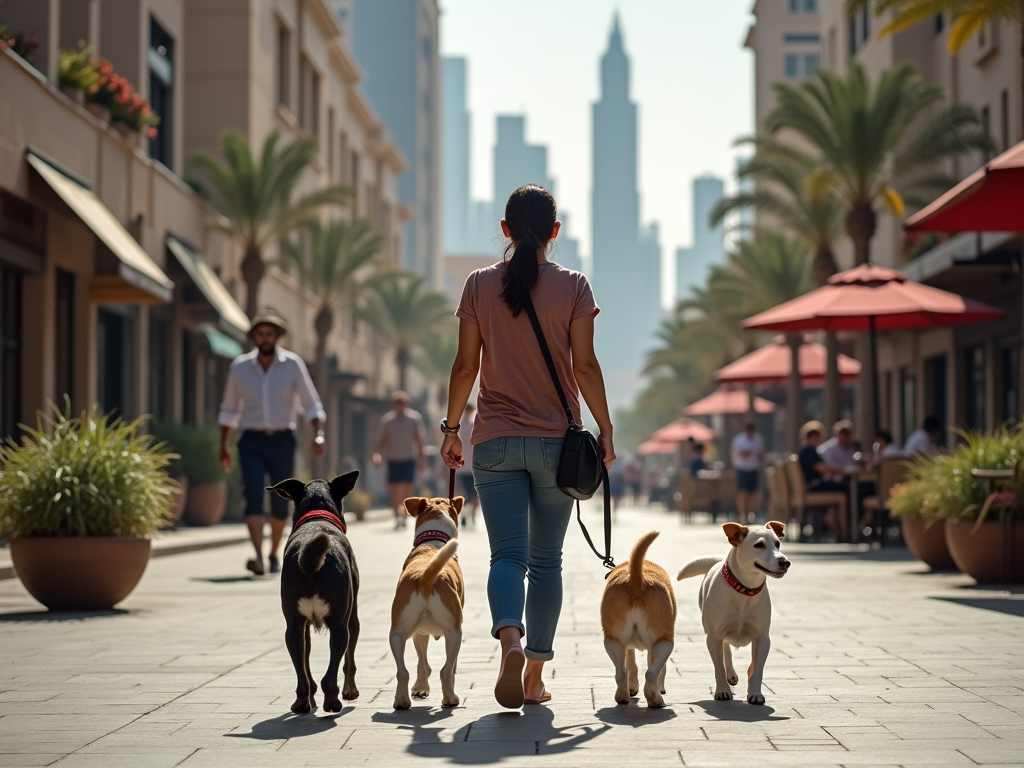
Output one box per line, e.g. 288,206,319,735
861,457,910,544
785,457,846,543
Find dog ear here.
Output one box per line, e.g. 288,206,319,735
766,520,785,539
329,471,360,505
722,522,749,547
266,478,306,502
450,496,465,518
404,497,428,517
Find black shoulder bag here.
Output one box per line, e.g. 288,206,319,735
523,294,615,573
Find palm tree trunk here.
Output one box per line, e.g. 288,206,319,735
845,205,877,266
786,333,803,453
241,245,266,320
846,203,878,439
396,346,410,392
824,332,841,428
313,305,333,478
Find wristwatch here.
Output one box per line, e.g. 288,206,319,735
440,418,460,435
314,430,326,446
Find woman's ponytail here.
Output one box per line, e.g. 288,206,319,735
500,185,557,317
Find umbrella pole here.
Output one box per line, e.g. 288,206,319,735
786,333,803,453
870,315,880,436
824,331,841,428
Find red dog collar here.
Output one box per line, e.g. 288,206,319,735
413,529,451,548
293,509,347,534
722,560,764,597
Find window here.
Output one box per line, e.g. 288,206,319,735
804,53,820,74
298,57,320,136
900,367,916,444
789,0,818,11
923,355,948,446
97,307,135,419
982,105,991,162
785,54,799,78
350,150,359,209
784,33,820,43
339,131,348,184
55,269,74,405
785,53,819,78
327,108,335,176
148,311,170,421
0,264,21,441
148,16,174,168
935,14,944,34
964,345,987,430
849,5,870,55
276,24,291,108
1001,90,1010,151
1001,341,1020,425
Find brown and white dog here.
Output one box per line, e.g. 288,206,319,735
677,522,790,705
389,495,465,710
600,531,677,708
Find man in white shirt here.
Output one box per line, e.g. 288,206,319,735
373,392,425,529
819,420,858,469
730,422,765,522
904,416,942,457
218,309,326,575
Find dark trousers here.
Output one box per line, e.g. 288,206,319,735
238,431,296,519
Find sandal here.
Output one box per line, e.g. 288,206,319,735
524,689,552,705
494,647,526,709
246,558,265,576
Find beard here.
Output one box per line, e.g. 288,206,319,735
256,342,276,356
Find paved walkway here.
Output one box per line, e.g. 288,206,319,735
1,504,1022,767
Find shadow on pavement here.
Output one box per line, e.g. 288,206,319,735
687,700,788,722
0,608,129,622
931,595,1024,617
785,545,917,562
226,709,353,739
594,703,677,726
190,576,260,584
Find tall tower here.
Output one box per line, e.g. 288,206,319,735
591,14,645,408
442,57,471,254
676,175,726,299
493,115,554,206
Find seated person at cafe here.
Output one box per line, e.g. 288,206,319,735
818,420,858,468
904,415,942,457
798,421,849,541
871,429,903,467
688,441,708,475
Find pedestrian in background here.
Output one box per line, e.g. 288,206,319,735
730,422,764,522
218,309,326,576
373,392,425,529
440,184,614,709
904,416,942,457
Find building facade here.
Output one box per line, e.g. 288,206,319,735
441,56,471,255
745,0,1022,440
0,0,409,487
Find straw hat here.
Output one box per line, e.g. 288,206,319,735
248,308,288,337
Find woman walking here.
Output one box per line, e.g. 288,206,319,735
440,185,615,708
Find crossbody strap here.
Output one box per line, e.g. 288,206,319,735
523,294,575,428
575,477,615,575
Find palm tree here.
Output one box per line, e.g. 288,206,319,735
190,129,351,318
712,139,847,425
279,218,383,395
359,274,453,391
766,61,992,436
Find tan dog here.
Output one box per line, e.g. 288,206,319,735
601,531,676,708
677,522,790,705
389,496,465,710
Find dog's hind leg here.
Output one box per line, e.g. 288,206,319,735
342,599,360,701
746,636,771,705
390,631,411,710
440,628,462,707
723,642,739,686
707,635,733,701
626,648,639,697
603,638,630,705
321,621,349,713
286,622,313,714
412,633,431,699
643,641,672,708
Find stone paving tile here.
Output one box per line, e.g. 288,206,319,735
1,505,1022,767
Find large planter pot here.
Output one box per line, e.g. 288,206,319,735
901,517,956,571
10,537,151,610
184,481,227,526
59,85,84,105
945,519,1024,584
168,476,188,526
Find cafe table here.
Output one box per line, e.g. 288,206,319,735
843,465,878,545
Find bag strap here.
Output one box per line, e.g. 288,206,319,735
523,294,575,428
574,466,615,575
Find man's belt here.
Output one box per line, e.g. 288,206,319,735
244,428,294,436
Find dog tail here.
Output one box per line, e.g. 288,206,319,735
298,532,332,577
677,556,720,581
420,539,459,591
628,531,660,587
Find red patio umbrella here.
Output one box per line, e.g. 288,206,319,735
637,439,684,456
744,264,1004,438
646,417,716,445
684,387,776,416
714,335,860,385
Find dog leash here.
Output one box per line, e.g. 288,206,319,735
448,468,456,503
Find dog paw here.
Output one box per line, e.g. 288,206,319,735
394,694,411,710
747,693,765,706
628,687,638,697
342,685,360,701
727,674,739,686
411,686,430,699
614,684,631,705
714,690,733,701
290,696,312,714
645,692,665,708
322,694,342,713
442,694,460,708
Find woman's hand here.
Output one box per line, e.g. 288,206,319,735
440,433,464,470
599,433,616,470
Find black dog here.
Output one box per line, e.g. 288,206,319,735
267,472,361,714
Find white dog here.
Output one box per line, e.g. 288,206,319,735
677,522,790,705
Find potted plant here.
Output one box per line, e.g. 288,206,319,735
181,425,228,527
57,42,99,105
0,405,176,610
889,457,957,571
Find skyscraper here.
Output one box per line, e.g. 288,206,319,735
555,211,584,273
493,115,554,206
342,0,440,282
442,57,471,254
591,14,659,408
676,175,726,299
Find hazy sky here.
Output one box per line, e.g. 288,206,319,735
440,0,754,305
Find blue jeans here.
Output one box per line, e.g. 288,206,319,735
238,430,296,519
473,436,573,661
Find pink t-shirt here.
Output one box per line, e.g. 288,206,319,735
457,260,599,445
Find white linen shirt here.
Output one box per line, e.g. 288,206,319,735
903,428,937,457
730,431,764,472
218,347,326,431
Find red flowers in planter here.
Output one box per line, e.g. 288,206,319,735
89,58,160,138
